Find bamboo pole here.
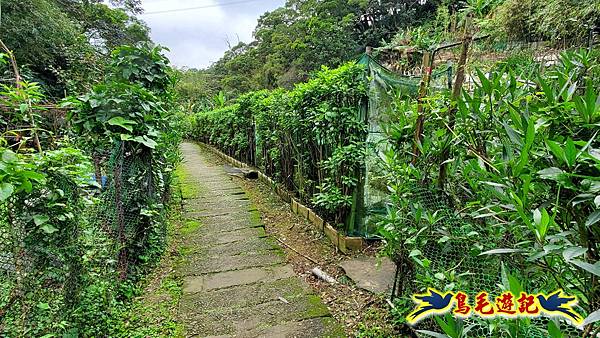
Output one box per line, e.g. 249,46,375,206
438,16,473,189
411,51,431,164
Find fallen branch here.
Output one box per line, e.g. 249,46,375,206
276,237,319,265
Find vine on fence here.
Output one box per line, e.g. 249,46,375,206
0,43,180,336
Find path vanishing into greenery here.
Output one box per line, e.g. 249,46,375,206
176,142,344,337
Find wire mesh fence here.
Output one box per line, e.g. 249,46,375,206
0,139,172,335
368,37,595,337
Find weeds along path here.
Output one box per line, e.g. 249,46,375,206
177,142,344,337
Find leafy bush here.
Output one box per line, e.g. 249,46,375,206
380,49,599,336
1,43,180,336
492,0,600,42
190,63,368,233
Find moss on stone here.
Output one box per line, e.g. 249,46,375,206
303,294,331,319
180,219,202,236
320,317,347,338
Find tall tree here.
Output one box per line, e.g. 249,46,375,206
0,0,151,97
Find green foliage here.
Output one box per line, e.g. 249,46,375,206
190,63,368,233
175,68,221,112
1,42,180,336
380,49,600,336
492,0,600,42
182,0,448,102
68,44,174,151
109,44,174,95
0,0,152,97
0,145,99,337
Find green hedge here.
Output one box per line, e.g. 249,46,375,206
191,63,368,234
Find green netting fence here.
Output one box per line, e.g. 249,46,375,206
0,140,174,335
356,53,452,237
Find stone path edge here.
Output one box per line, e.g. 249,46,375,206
196,142,365,255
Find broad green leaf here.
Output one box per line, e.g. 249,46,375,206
33,214,49,226
480,248,523,255
564,138,577,167
41,224,58,234
514,119,535,176
545,139,565,165
562,247,587,261
527,250,551,261
415,330,449,338
1,150,18,163
120,134,133,141
533,208,550,240
107,116,135,132
21,171,45,182
572,193,594,206
434,315,459,338
583,309,600,326
133,136,158,149
504,123,522,146
586,210,600,228
567,81,578,100
569,260,600,277
547,320,563,338
409,249,421,257
476,68,491,93
538,167,565,180
37,302,50,310
508,273,523,296
533,208,542,225
0,183,14,201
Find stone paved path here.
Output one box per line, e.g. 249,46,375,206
177,142,344,338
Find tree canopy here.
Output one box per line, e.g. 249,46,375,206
0,0,151,98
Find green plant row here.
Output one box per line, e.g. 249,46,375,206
379,48,600,337
190,63,368,234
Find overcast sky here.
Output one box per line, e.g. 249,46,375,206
139,0,285,69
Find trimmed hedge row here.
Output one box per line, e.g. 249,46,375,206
191,63,368,234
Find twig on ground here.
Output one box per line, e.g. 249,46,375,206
276,237,319,264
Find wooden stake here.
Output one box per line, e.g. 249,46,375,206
438,15,472,189
412,51,431,164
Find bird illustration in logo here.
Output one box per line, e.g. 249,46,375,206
407,288,454,324
536,290,583,324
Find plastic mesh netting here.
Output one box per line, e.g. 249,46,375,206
357,52,585,337
398,185,583,337
357,54,451,237
0,141,170,333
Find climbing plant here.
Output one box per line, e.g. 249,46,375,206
0,42,180,337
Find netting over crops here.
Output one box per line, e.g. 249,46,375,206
393,185,583,337
358,47,588,336
357,54,451,237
